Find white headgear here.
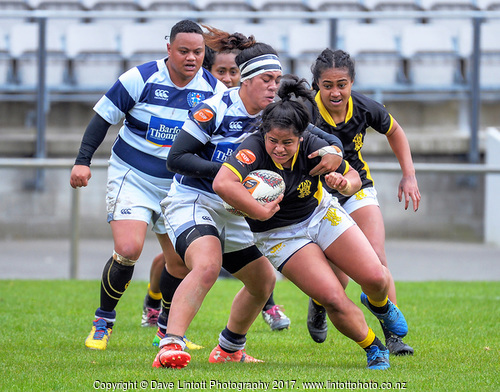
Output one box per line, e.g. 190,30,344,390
239,54,282,82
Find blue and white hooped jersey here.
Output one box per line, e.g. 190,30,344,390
93,58,226,179
175,87,262,193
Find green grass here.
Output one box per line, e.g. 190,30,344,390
0,279,499,391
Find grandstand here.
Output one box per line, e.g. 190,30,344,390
0,4,499,242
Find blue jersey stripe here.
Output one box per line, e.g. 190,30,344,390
113,136,174,179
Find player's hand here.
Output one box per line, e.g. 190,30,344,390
252,194,283,221
308,150,342,176
398,175,421,211
70,165,92,189
325,172,348,192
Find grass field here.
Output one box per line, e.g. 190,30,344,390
1,279,498,391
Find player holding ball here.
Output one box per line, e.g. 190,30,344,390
213,75,409,370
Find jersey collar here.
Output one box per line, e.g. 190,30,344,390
272,143,300,170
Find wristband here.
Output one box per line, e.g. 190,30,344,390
318,146,343,158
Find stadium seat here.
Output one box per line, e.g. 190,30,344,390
420,0,478,37
236,22,290,53
363,0,422,10
8,22,67,87
27,0,87,26
138,0,199,24
27,0,86,10
362,0,424,33
120,23,169,69
343,24,405,87
65,23,123,89
287,21,331,80
197,0,256,31
419,0,478,9
252,0,312,31
307,0,365,10
307,0,369,37
139,0,197,10
195,0,255,9
82,0,143,25
400,24,463,88
476,0,500,9
0,0,33,30
235,22,293,73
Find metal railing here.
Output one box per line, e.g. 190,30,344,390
1,157,500,278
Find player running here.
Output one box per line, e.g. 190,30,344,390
306,49,420,355
213,75,409,369
70,20,226,351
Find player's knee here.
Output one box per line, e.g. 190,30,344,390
113,251,138,267
254,263,276,300
362,265,389,294
319,290,348,314
199,263,222,288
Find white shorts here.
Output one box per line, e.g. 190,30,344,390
162,181,255,254
106,154,172,234
253,193,356,271
341,186,379,214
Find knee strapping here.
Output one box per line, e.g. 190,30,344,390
113,250,138,266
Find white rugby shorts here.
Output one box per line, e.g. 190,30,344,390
253,193,356,271
340,186,379,214
162,181,255,253
106,154,172,234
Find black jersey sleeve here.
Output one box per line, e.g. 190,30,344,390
74,114,111,166
306,123,344,153
166,130,222,179
222,133,266,180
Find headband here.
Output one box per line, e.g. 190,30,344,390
239,54,282,82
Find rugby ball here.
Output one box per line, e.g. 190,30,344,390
223,169,285,216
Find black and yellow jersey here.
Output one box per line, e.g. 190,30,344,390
223,131,347,233
313,90,393,204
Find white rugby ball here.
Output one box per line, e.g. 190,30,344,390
223,169,285,216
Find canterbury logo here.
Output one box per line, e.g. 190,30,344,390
154,89,169,100
120,208,131,214
229,121,242,130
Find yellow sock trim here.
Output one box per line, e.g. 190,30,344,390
367,295,388,308
312,299,323,306
147,284,162,300
356,328,376,349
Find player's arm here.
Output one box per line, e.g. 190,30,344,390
306,124,344,176
70,114,111,188
385,118,421,211
213,165,282,221
166,130,222,179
